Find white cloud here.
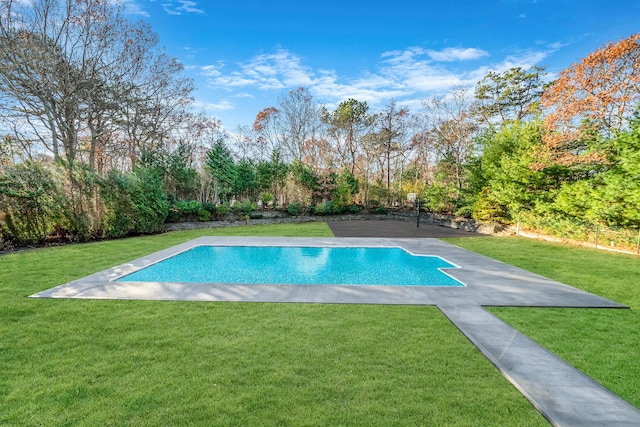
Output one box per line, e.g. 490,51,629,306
161,0,204,15
201,46,487,112
207,49,314,91
380,48,466,92
465,49,551,81
426,47,490,62
198,62,225,77
196,43,555,123
121,0,149,17
193,99,234,112
311,71,407,107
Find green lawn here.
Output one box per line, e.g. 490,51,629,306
445,236,640,409
0,223,547,426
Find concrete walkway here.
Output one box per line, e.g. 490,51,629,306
31,236,640,426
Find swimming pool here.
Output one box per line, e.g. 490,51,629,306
117,246,465,287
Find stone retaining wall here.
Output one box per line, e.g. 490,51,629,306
163,210,495,234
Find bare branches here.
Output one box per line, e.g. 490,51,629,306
0,0,194,170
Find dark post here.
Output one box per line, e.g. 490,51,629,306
416,199,421,228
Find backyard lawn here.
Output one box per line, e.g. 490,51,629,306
1,223,549,426
445,236,640,410
4,222,638,425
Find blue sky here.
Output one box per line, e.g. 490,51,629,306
122,0,640,130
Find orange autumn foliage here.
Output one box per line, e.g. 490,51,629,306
540,32,640,167
253,107,279,132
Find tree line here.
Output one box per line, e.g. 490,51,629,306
0,0,638,247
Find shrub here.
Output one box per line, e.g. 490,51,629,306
0,161,60,245
313,201,336,215
55,165,98,241
166,205,181,223
347,205,361,214
260,192,274,206
201,201,216,214
175,200,201,216
198,208,211,222
455,205,474,218
132,168,169,234
100,170,135,238
232,199,253,216
100,167,168,237
333,169,358,210
215,204,230,217
166,199,204,222
375,207,388,215
287,202,300,216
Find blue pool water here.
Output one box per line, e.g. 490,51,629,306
117,246,464,287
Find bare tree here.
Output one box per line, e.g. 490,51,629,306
372,101,411,205
0,0,194,171
117,52,194,168
278,87,323,163
253,87,322,164
420,88,477,193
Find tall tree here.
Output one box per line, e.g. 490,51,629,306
234,158,258,200
255,149,289,204
474,119,552,219
117,52,194,169
0,0,193,170
420,88,477,199
322,99,372,175
373,101,410,205
554,112,640,228
473,66,547,126
253,87,322,163
205,139,236,203
541,32,640,166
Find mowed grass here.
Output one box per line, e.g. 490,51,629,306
0,223,547,426
445,236,640,409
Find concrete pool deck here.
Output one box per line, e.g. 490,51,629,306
31,236,640,426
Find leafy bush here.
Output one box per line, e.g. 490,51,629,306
260,192,274,206
166,199,204,222
312,201,336,215
347,205,361,214
198,208,211,222
55,165,99,241
375,207,388,215
287,202,300,216
201,201,216,214
100,170,136,238
0,161,60,245
130,168,169,234
175,200,201,216
455,205,474,218
215,204,230,217
333,169,359,209
100,167,168,237
166,206,181,223
232,199,253,216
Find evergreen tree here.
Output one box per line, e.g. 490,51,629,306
205,139,236,203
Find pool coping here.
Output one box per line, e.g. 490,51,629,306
30,236,629,308
30,236,640,426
